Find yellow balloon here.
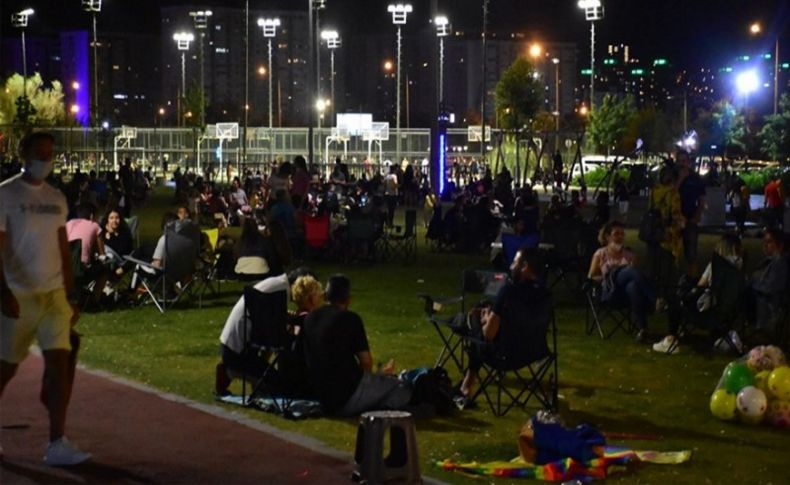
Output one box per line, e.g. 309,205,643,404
768,367,790,401
710,389,737,421
754,370,771,393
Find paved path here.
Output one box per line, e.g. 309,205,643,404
1,356,354,484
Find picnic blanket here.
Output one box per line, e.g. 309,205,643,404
437,447,691,482
217,394,324,420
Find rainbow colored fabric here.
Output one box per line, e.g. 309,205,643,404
437,447,691,482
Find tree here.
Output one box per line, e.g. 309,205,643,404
183,80,206,128
759,94,790,165
694,101,746,160
494,58,542,131
622,105,680,156
0,73,66,127
586,94,637,156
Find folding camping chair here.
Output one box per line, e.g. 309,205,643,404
672,253,747,353
346,214,379,262
241,286,295,415
125,220,201,313
583,278,634,339
417,269,509,377
383,209,417,263
541,219,588,290
464,291,559,416
303,214,332,259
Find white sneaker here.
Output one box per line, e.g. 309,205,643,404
652,336,679,354
729,330,744,354
43,437,91,466
715,331,744,354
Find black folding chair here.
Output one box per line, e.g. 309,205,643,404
417,269,508,377
466,291,559,416
541,219,588,290
241,286,294,415
673,254,746,353
346,215,379,262
125,220,201,313
583,278,633,339
383,209,418,262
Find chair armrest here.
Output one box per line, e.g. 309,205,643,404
124,256,161,274
417,293,462,314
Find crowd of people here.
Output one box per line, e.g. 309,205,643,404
1,130,788,467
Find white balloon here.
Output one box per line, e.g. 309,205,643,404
736,386,768,419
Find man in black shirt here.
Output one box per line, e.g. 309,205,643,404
459,247,547,399
303,275,411,415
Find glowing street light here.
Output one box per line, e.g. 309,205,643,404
11,8,34,103
321,30,341,120
388,3,413,161
70,104,80,115
383,60,394,72
173,32,195,127
190,10,213,127
529,43,543,59
82,0,103,125
258,17,281,129
578,0,603,111
736,69,759,95
749,21,780,115
434,16,450,107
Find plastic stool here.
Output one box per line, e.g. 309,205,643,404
354,410,421,483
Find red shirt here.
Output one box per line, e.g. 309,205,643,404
764,181,782,208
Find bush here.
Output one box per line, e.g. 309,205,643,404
573,167,631,188
740,169,782,194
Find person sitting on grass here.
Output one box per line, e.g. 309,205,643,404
215,267,315,397
302,274,411,416
458,247,548,401
588,221,663,342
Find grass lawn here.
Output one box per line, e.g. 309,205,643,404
75,188,787,484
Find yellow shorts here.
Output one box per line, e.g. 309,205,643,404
1,289,73,364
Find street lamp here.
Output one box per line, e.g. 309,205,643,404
388,3,413,162
258,17,281,130
578,0,604,111
82,0,102,125
434,16,450,108
529,43,543,59
736,69,760,96
749,21,780,115
552,57,561,135
321,30,341,123
189,10,212,127
11,8,34,109
173,32,195,127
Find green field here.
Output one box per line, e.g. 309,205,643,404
75,188,788,484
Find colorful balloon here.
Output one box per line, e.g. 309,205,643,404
768,367,790,401
736,386,768,424
754,370,771,393
710,389,737,421
723,363,754,394
766,400,790,428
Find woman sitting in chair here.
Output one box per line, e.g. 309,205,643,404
652,234,744,354
588,221,662,342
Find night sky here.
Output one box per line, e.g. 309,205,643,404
3,0,788,68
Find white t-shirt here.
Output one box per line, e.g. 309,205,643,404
219,273,290,354
384,173,399,196
0,174,68,295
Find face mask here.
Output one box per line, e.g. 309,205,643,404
26,159,54,180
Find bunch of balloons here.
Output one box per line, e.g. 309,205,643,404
709,346,790,428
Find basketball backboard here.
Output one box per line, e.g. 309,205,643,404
363,122,389,141
216,122,239,140
467,125,492,143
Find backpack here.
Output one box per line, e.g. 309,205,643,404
400,367,455,415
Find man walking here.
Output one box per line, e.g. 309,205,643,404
0,132,91,465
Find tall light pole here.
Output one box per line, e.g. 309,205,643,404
189,10,212,128
258,18,281,131
173,32,194,127
314,1,326,105
578,0,603,112
552,57,561,150
321,30,341,123
749,22,780,115
11,9,33,105
388,3,412,163
480,0,489,164
434,16,450,109
81,0,102,125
